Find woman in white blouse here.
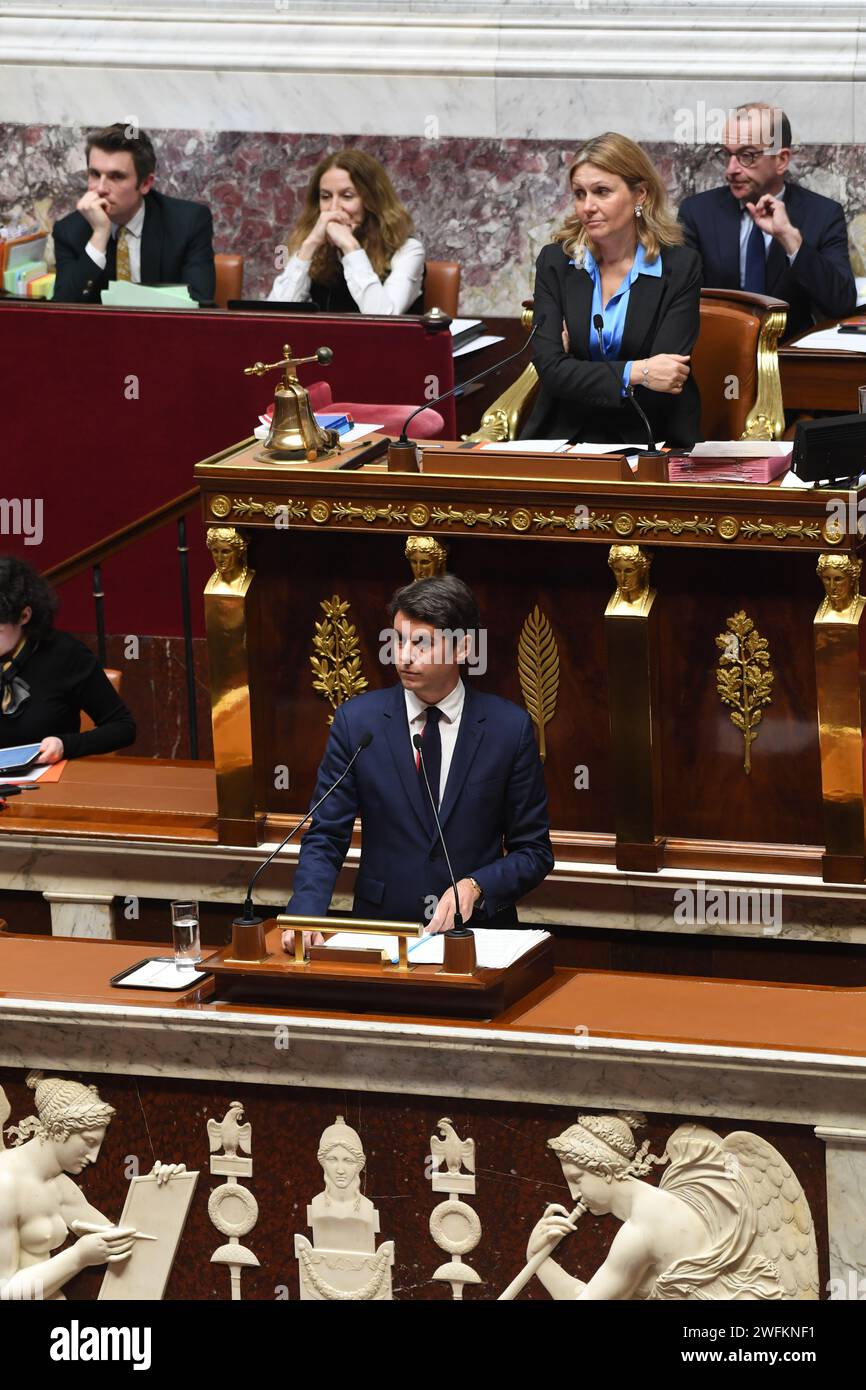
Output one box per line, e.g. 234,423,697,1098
268,150,425,315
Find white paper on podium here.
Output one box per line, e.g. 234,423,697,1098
324,928,550,968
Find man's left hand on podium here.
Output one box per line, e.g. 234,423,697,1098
426,877,483,935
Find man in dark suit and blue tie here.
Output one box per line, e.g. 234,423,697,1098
282,575,554,947
52,124,215,305
678,103,856,340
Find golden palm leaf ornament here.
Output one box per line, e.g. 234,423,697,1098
310,594,368,723
517,607,560,762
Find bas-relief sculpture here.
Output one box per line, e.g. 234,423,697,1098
294,1115,395,1300
405,534,448,579
428,1117,482,1299
205,526,251,595
606,543,653,616
207,1101,259,1300
0,1073,186,1301
501,1113,819,1301
816,552,865,623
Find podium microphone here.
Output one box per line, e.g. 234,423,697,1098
412,732,472,938
592,312,663,458
389,317,544,465
233,732,373,947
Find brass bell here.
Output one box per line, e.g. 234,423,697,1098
243,344,340,462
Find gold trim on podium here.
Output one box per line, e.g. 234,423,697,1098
204,527,257,846
603,545,665,872
814,553,866,883
276,916,427,972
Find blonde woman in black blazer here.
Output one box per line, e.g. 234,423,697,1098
523,132,701,448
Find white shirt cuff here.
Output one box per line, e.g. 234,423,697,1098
86,241,108,271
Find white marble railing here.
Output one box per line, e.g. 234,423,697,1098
1,1,864,139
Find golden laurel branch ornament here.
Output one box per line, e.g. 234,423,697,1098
310,595,368,723
715,610,774,775
517,607,560,762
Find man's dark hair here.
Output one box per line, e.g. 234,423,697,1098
85,123,157,184
387,575,481,638
0,556,59,641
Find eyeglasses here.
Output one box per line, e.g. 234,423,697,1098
714,146,773,168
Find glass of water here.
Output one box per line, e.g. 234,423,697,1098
170,901,201,967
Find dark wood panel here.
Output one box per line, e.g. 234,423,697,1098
654,545,823,843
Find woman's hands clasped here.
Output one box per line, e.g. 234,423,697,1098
299,211,360,261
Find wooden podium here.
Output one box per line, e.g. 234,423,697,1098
206,919,554,1019
193,438,866,883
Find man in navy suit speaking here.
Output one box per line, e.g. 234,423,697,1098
678,103,856,340
282,575,554,948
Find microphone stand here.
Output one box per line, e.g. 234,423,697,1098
230,734,372,962
413,733,477,975
387,323,541,471
593,313,669,482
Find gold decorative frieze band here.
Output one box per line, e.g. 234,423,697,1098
205,492,839,550
636,514,715,538
740,518,822,542
531,509,613,533
715,610,774,775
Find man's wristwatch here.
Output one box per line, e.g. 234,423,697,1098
468,877,484,904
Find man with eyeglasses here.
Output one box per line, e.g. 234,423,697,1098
678,103,856,340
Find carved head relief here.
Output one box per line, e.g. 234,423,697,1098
607,543,651,604
5,1071,115,1171
317,1115,366,1200
405,534,448,580
817,552,862,614
548,1111,662,1210
207,526,248,589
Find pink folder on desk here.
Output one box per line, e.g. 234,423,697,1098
668,454,791,484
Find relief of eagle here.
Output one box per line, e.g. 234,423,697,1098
207,1101,252,1158
430,1117,475,1175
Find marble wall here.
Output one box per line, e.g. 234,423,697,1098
4,123,866,317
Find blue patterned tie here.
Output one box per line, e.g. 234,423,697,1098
419,705,442,817
744,218,766,293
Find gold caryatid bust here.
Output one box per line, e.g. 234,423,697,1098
206,526,250,595
816,552,865,622
405,534,448,580
607,543,652,614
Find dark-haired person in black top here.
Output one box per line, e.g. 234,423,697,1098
0,557,136,767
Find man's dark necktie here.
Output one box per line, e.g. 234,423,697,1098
744,218,766,293
418,705,442,819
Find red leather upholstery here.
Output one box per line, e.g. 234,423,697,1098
307,381,445,438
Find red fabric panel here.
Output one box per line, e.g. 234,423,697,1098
1,304,455,636
329,402,445,438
